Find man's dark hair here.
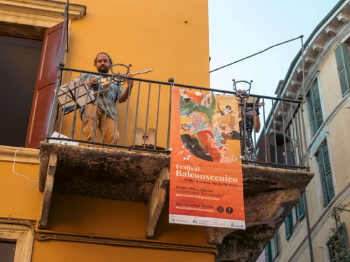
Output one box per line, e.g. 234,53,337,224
94,52,113,65
226,105,231,109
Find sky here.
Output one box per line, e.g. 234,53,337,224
208,0,340,97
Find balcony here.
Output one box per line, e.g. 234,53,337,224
38,67,313,262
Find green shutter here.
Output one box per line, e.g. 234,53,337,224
297,196,305,220
318,142,335,206
285,212,293,240
308,80,323,134
329,237,335,261
339,222,349,251
321,142,335,202
274,234,278,256
265,241,272,262
318,147,329,206
335,43,350,97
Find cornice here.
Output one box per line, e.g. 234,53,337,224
0,145,39,164
0,0,86,28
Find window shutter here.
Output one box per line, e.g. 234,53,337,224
339,222,349,251
335,43,350,97
289,211,294,232
285,212,293,240
329,237,335,261
297,196,305,220
318,147,329,206
25,22,68,148
321,142,335,202
274,234,279,256
265,241,272,262
318,142,335,206
309,80,323,135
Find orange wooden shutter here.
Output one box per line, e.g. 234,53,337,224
25,22,67,148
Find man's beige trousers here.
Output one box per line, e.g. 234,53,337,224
82,104,119,146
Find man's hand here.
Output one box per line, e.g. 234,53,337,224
126,73,134,87
85,78,98,85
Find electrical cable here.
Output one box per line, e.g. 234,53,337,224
209,35,303,73
12,147,38,183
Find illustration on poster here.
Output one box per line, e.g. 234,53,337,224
179,90,241,164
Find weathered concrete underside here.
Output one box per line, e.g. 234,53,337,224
39,142,313,261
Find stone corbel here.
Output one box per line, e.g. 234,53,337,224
291,80,302,87
146,167,170,238
38,153,57,229
286,91,297,98
312,43,324,52
305,56,316,64
206,188,300,245
337,12,350,23
297,67,309,75
325,25,338,36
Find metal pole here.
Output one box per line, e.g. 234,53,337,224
45,0,69,140
262,98,268,163
301,35,314,262
166,78,174,152
132,81,141,147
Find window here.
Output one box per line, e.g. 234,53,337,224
308,80,323,135
265,234,278,262
317,141,335,207
0,35,43,147
328,222,349,261
0,223,34,262
285,197,305,240
0,240,16,262
335,43,350,97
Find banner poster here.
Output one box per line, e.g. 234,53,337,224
169,88,245,229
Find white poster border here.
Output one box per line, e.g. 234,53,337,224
169,214,246,229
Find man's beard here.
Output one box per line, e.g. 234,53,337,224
98,66,109,73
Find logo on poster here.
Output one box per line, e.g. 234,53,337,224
226,207,233,214
217,206,224,213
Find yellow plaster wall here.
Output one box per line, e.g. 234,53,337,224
304,153,320,228
56,0,210,149
318,46,343,118
47,193,209,245
1,2,214,259
327,100,350,193
0,161,41,220
31,240,215,262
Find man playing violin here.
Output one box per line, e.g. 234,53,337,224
80,52,134,146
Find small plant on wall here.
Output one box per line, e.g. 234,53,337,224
328,203,350,262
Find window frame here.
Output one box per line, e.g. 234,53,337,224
265,234,279,262
285,198,305,241
0,223,34,262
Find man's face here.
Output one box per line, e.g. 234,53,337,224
95,54,111,73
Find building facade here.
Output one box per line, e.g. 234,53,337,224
0,1,214,261
265,0,350,261
0,1,314,262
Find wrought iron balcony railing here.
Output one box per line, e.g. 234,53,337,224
46,67,309,171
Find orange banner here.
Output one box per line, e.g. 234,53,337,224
169,89,245,229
